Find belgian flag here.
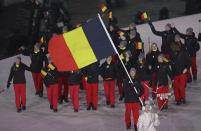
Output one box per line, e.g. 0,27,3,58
117,31,125,36
48,64,55,70
141,12,148,20
100,4,109,14
40,36,44,45
107,11,112,19
136,42,143,50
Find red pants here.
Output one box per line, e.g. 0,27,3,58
86,83,98,108
186,57,197,79
117,80,123,97
58,76,69,100
163,54,170,59
14,84,26,110
157,86,168,109
152,73,156,97
103,80,115,106
173,74,186,102
125,103,140,126
69,85,80,110
186,69,192,80
32,73,43,93
141,81,149,101
47,84,58,110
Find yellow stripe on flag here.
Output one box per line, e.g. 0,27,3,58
48,64,55,70
63,27,97,69
41,70,47,77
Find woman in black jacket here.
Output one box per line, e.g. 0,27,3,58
123,68,144,131
7,56,31,112
69,69,83,112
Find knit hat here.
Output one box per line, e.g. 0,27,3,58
130,68,136,73
129,23,136,28
186,27,193,35
158,54,164,58
138,53,145,59
34,42,41,49
16,56,21,61
165,23,171,28
175,34,181,40
124,50,132,57
130,30,136,36
62,26,68,32
120,41,127,46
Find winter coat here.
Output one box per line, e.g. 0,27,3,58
7,62,31,84
69,70,83,86
146,50,161,72
100,61,117,81
135,61,152,82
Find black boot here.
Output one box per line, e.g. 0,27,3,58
87,106,91,110
152,96,156,100
39,91,43,97
181,99,186,104
17,109,21,113
193,76,197,80
22,106,26,111
126,122,131,130
64,98,69,103
53,109,58,112
111,105,115,108
74,109,78,112
106,101,110,105
176,99,181,105
134,124,138,131
35,91,39,95
50,105,53,110
119,97,123,101
187,79,192,83
58,97,63,104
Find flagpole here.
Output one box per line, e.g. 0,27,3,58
98,14,143,106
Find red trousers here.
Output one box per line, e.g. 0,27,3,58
103,80,115,106
32,73,43,93
58,76,69,100
86,83,98,108
69,85,80,110
186,57,197,79
151,73,156,97
47,84,58,110
163,54,170,59
13,84,26,110
117,80,123,97
141,81,149,101
173,74,186,102
157,86,168,109
125,103,140,126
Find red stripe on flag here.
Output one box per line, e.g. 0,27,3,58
48,35,78,71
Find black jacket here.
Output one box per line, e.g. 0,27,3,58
82,62,99,84
134,61,152,81
146,50,161,72
123,78,144,103
173,28,200,57
155,63,173,86
118,58,134,79
170,50,191,76
22,48,48,73
149,22,175,54
69,70,83,86
100,61,117,81
42,64,59,87
7,63,30,84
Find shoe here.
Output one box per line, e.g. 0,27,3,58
87,106,91,110
39,92,43,97
92,107,97,110
152,96,156,100
181,99,186,104
53,109,58,112
119,97,123,101
106,101,110,105
50,105,53,110
64,98,69,103
187,79,192,83
111,105,115,108
176,99,181,105
134,124,138,131
35,91,39,95
17,109,21,113
193,76,197,80
22,106,26,110
74,109,79,112
58,98,63,104
126,126,131,130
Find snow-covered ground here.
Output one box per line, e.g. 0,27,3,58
0,14,201,131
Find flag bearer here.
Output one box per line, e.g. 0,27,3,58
41,55,59,112
155,54,173,110
7,56,31,112
100,56,117,108
69,70,83,112
83,62,99,110
146,43,161,99
123,68,144,131
170,41,191,105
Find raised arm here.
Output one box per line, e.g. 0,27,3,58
148,21,164,36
